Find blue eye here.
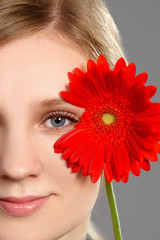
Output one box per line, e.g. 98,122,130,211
43,110,79,130
49,117,69,128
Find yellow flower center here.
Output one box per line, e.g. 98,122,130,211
102,113,115,125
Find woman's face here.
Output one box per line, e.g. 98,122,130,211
0,33,100,240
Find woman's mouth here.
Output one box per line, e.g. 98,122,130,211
0,195,51,217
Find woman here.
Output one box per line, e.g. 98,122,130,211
0,0,126,239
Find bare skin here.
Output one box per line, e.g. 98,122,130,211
0,32,100,240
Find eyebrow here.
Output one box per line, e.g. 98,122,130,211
30,98,67,110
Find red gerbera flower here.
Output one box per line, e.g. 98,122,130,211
54,55,160,183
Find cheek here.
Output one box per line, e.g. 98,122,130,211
37,133,100,213
34,132,80,183
67,176,100,221
43,139,100,205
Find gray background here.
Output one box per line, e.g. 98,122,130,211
91,0,160,240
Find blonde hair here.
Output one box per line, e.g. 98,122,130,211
0,0,127,67
0,0,127,239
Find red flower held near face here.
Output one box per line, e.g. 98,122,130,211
54,55,160,183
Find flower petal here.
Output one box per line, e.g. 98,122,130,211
97,55,110,69
130,157,141,176
134,134,159,157
54,128,83,149
89,145,104,183
135,72,148,84
145,85,157,99
112,145,124,177
87,59,97,74
81,144,98,177
68,140,88,163
140,159,150,171
72,162,82,172
126,62,136,81
104,161,114,183
60,91,86,108
114,57,127,74
74,67,85,79
69,79,94,100
104,144,113,162
132,120,155,137
121,172,129,183
121,143,131,172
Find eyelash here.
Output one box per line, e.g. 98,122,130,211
42,110,80,131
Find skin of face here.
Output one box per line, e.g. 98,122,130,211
0,33,101,240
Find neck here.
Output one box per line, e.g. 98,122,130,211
58,213,91,240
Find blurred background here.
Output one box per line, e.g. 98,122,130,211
91,0,160,239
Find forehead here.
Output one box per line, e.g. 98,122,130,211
0,34,87,109
0,34,87,84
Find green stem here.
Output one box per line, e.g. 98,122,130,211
105,179,122,240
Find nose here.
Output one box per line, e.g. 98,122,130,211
0,127,42,181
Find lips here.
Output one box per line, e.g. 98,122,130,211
0,196,46,203
0,195,51,216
